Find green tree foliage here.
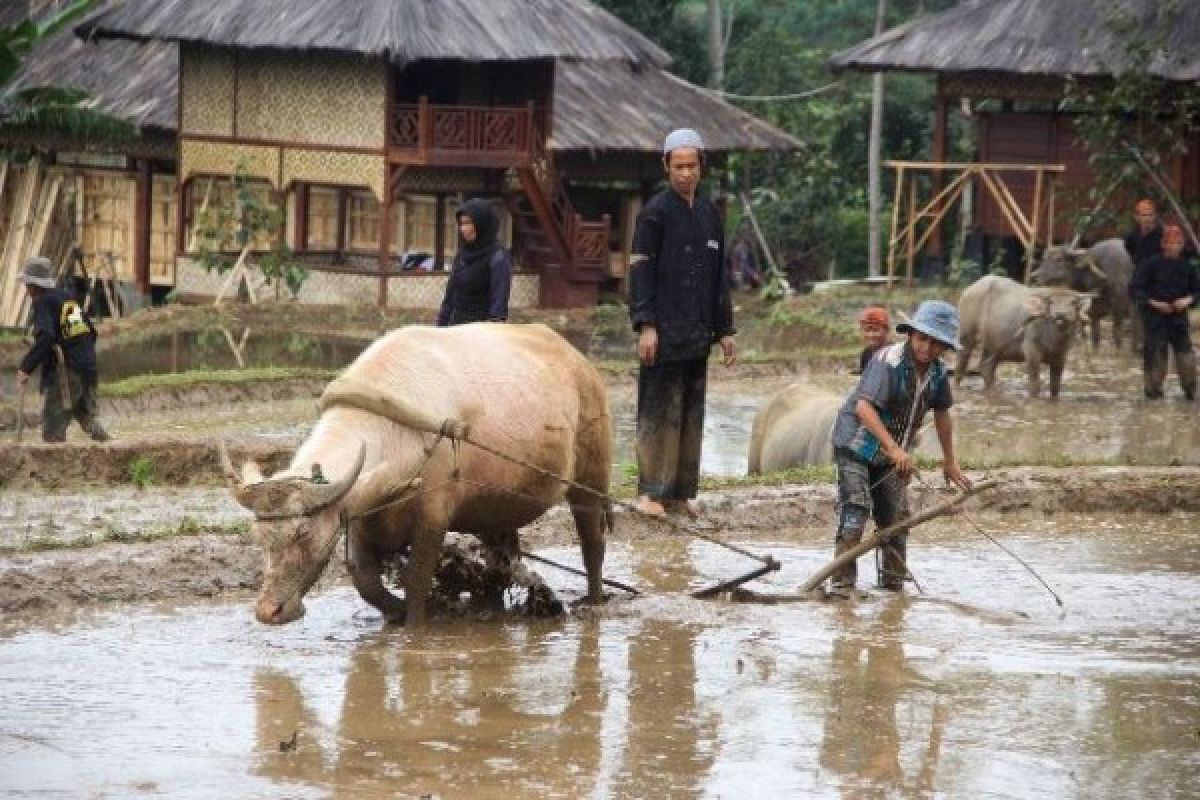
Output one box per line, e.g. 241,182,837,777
195,163,309,298
593,0,707,83
1064,0,1200,237
720,0,958,282
600,0,959,283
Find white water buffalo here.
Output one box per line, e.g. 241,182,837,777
1032,238,1137,350
957,275,1092,398
747,382,839,473
219,323,611,627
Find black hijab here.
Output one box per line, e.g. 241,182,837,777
454,198,501,271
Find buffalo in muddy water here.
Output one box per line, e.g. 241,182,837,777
219,323,611,627
957,275,1092,399
1032,239,1138,351
747,382,839,473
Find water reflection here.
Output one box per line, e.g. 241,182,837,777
820,598,946,796
252,621,609,798
3,520,1200,797
612,538,716,798
98,328,371,382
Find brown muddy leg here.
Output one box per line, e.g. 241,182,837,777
568,489,607,603
1025,355,1043,398
348,525,407,623
404,528,445,626
1047,356,1065,399
954,340,974,388
980,352,999,392
1177,351,1196,401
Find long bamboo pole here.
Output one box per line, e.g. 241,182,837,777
797,479,999,593
1025,170,1044,282
886,166,905,285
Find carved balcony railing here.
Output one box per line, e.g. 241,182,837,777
389,98,542,167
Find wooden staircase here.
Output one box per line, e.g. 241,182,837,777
503,134,610,306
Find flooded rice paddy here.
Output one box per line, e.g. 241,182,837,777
97,345,1200,480
2,514,1198,798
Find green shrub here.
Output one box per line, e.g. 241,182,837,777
128,455,154,489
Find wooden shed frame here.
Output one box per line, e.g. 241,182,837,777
886,160,1064,285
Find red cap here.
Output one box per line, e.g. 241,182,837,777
858,306,890,328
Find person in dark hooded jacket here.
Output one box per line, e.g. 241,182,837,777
15,256,110,442
436,198,513,326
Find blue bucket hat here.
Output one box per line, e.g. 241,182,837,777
896,300,961,350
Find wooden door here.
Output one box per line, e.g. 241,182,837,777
81,172,136,280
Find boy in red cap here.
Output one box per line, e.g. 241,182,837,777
857,306,891,372
1129,224,1198,400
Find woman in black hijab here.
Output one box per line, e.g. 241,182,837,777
436,198,513,326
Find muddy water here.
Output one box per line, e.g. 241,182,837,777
0,487,249,549
2,515,1198,798
100,329,372,382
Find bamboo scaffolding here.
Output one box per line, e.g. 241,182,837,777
885,161,1062,284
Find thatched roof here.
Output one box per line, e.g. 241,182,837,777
5,29,799,154
552,61,800,153
829,0,1200,82
81,0,671,68
8,37,176,131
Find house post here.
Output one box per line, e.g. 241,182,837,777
133,158,152,294
930,78,949,260
435,193,447,270
379,166,392,308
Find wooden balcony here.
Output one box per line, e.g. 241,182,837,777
388,98,543,167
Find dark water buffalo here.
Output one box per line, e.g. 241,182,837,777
220,323,611,627
1032,239,1138,350
747,382,839,474
957,275,1092,399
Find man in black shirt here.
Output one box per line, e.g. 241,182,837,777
1129,224,1198,400
629,128,736,516
15,257,110,442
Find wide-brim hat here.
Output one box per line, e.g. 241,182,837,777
896,300,960,351
19,256,56,289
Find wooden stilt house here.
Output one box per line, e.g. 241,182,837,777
4,0,798,313
830,0,1200,266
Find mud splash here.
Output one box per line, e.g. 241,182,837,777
1,515,1197,798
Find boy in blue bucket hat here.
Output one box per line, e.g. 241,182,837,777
827,300,972,592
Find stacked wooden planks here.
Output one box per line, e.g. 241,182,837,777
0,159,69,327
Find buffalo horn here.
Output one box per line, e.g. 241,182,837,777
217,439,261,510
301,442,367,513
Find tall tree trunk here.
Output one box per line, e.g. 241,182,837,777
706,0,725,89
867,0,888,278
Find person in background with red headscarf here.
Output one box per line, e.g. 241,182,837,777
1129,224,1198,400
857,306,891,373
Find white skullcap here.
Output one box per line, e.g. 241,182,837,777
663,128,705,156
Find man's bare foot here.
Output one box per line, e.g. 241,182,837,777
634,496,666,516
